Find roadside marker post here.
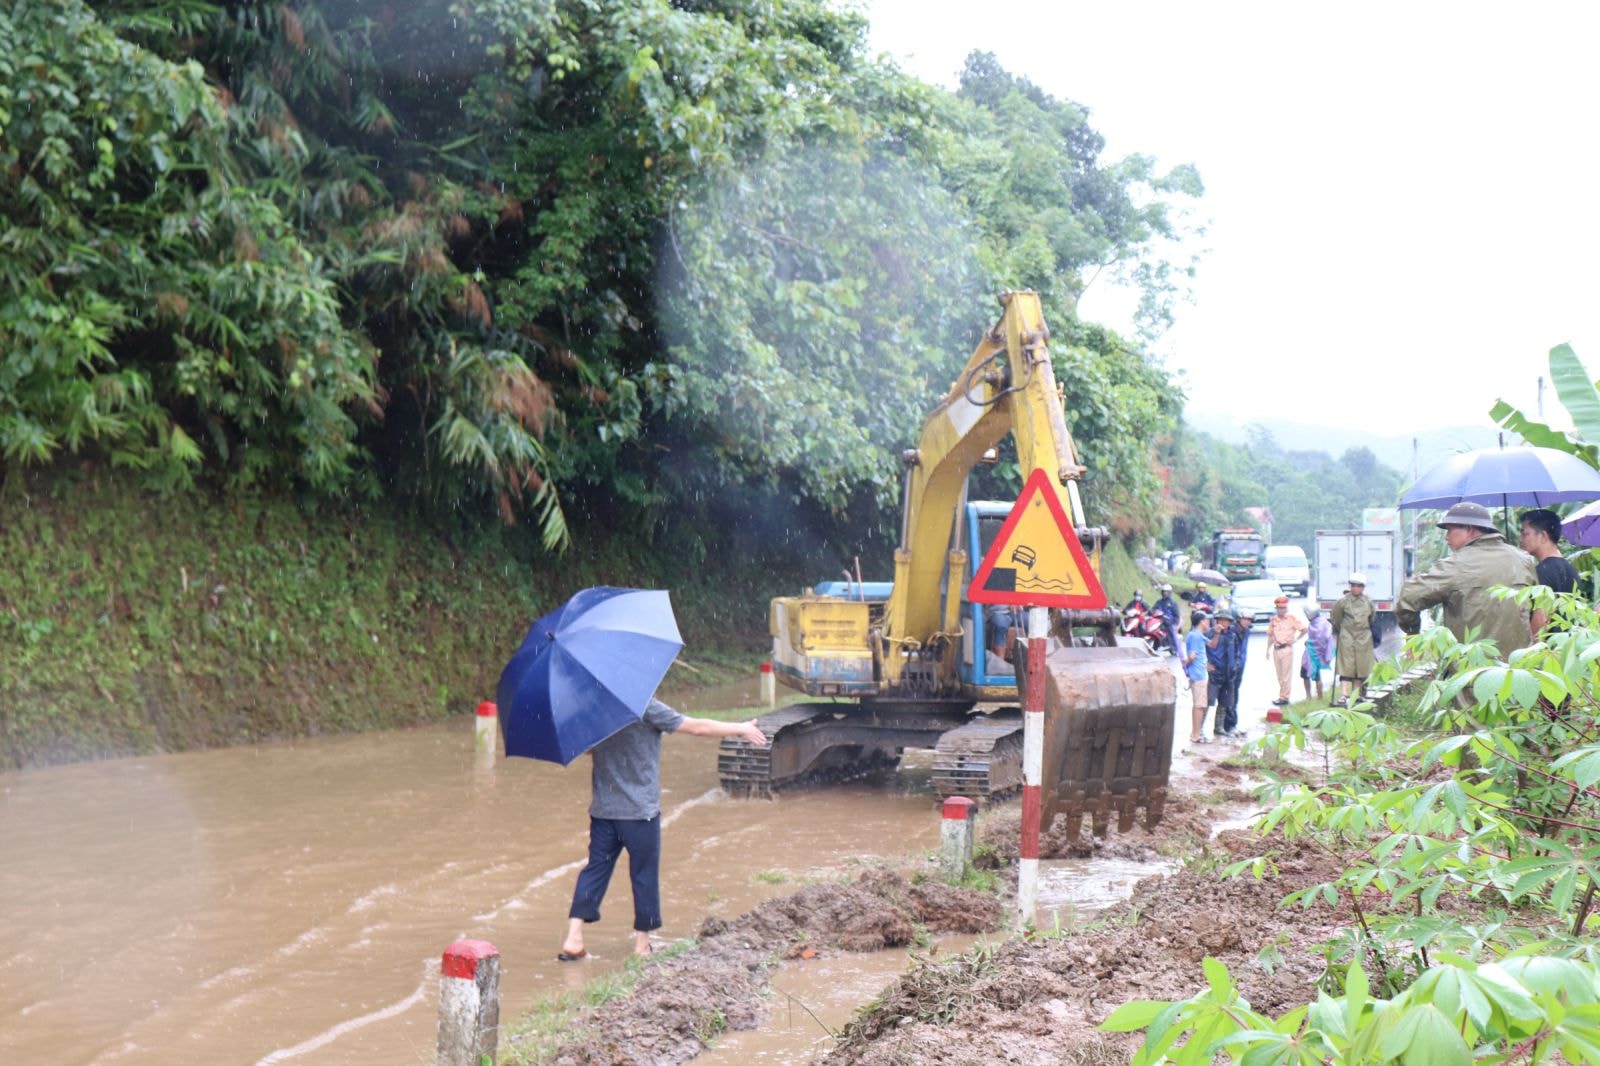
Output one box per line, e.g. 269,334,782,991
474,701,497,755
963,469,1109,933
437,939,499,1066
939,795,977,881
1017,606,1048,930
760,660,776,707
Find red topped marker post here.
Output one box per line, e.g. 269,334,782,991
967,468,1107,929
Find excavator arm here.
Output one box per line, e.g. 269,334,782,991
880,290,1089,687
731,291,1175,844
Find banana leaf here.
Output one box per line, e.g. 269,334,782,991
1490,344,1600,469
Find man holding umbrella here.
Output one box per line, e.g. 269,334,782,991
558,699,766,961
1397,502,1538,657
494,586,769,961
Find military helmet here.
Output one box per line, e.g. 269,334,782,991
1436,501,1499,532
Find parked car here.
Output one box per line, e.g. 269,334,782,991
1263,544,1311,596
1228,578,1291,622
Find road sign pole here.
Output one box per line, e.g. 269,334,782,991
1016,604,1047,931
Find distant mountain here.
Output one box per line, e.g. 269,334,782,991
1186,412,1502,478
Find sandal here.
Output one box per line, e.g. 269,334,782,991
556,949,589,962
1189,735,1210,745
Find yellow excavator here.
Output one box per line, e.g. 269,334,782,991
719,291,1178,840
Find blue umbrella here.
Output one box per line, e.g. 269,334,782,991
1398,446,1600,510
497,587,683,765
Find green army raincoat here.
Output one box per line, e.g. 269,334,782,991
1396,531,1538,656
1330,592,1376,679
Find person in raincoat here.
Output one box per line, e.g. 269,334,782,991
1330,573,1375,706
1300,605,1334,701
1396,501,1538,657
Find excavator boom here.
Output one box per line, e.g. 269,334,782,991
725,292,1176,841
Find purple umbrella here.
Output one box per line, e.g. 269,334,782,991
1562,499,1600,547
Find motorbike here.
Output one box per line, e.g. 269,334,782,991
1121,601,1172,655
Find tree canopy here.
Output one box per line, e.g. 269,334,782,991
2,1,1202,552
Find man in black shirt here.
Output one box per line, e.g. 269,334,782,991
1520,508,1580,633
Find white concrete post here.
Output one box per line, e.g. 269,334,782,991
939,796,976,881
759,660,776,707
438,939,499,1066
1016,605,1048,931
474,701,497,754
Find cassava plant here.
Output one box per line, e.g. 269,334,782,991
1112,585,1600,1061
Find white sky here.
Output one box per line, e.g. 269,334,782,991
865,0,1600,435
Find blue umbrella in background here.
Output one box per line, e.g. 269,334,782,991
1398,446,1600,510
497,587,683,765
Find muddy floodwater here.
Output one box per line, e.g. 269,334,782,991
3,614,1301,1066
0,677,944,1065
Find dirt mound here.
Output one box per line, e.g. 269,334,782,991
819,831,1350,1066
699,870,1000,958
534,871,1002,1064
546,948,769,1066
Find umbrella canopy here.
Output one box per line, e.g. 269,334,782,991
1562,499,1600,547
497,587,683,765
1399,446,1600,510
1186,568,1231,587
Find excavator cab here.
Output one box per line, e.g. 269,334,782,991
960,504,1023,689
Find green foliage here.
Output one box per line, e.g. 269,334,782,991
1491,343,1600,469
1164,424,1407,551
0,0,374,491
4,1,1200,558
0,467,798,768
1110,599,1600,1060
1103,955,1600,1065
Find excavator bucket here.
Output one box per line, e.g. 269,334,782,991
1036,644,1176,843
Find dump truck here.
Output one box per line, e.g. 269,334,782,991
718,292,1177,841
1211,529,1267,581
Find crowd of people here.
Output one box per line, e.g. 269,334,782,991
1136,505,1584,745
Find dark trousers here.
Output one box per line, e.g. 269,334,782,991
568,815,662,932
1212,674,1239,733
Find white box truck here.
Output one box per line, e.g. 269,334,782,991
1315,528,1406,642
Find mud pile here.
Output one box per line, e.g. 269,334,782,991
536,871,1000,1065
820,832,1349,1065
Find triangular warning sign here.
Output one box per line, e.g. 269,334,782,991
967,469,1108,609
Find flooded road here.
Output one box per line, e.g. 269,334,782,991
2,618,1304,1066
0,680,941,1065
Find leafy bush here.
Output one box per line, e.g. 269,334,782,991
1107,586,1600,1062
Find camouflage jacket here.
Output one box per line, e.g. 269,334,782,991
1396,531,1538,656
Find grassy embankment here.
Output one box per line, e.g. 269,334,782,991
0,469,787,769
0,466,1159,766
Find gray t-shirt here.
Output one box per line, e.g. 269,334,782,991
588,698,684,820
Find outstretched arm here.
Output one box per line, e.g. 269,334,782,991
678,716,768,746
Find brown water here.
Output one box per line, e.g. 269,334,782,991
0,680,939,1066
2,641,1284,1066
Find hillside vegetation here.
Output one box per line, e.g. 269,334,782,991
0,468,799,768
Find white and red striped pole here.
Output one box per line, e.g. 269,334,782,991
437,938,499,1066
760,660,776,707
474,701,497,755
1016,605,1048,930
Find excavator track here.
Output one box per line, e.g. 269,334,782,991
719,702,970,799
929,711,1024,801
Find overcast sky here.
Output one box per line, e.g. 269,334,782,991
865,0,1600,437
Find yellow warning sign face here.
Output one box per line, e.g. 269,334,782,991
967,469,1108,609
